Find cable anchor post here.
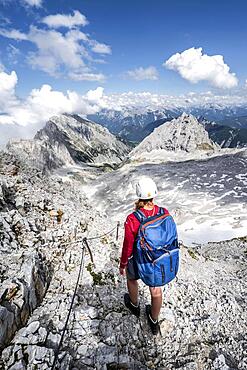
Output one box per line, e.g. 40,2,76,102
116,221,120,241
82,237,94,265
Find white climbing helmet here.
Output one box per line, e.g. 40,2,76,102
136,177,158,199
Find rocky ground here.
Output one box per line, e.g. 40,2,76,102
0,150,247,370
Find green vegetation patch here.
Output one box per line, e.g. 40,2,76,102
86,263,115,286
187,249,199,260
197,143,214,151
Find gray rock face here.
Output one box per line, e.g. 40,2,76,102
6,139,67,171
0,250,51,349
0,149,246,370
7,114,130,170
131,113,219,159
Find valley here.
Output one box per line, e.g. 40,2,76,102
0,112,246,370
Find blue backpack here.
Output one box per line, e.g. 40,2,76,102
133,207,179,287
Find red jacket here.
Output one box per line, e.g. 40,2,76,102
120,205,169,268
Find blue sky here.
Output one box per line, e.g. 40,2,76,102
0,0,247,96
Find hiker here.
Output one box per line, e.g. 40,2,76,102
119,177,178,335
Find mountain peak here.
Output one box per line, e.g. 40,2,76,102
180,111,192,119
8,114,130,170
130,113,219,161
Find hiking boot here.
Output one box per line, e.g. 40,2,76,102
145,304,160,335
124,293,140,317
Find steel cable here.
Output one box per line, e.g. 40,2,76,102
40,222,120,249
50,221,120,369
51,242,85,370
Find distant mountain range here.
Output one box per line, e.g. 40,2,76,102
218,115,247,129
1,103,247,149
4,110,247,174
198,118,247,148
88,109,179,143
89,107,247,148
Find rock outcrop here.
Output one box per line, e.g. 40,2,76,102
0,250,51,349
130,113,220,161
7,114,130,170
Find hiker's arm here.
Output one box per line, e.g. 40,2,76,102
119,215,135,272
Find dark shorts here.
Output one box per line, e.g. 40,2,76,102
126,256,139,280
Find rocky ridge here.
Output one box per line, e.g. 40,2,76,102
130,113,219,162
0,150,247,370
129,113,220,161
7,114,130,170
133,115,247,149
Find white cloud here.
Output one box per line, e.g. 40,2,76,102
42,10,88,29
69,71,106,82
0,70,18,95
125,66,159,81
86,87,104,103
1,68,247,146
67,29,89,42
7,44,21,65
0,70,18,111
0,28,28,40
27,27,86,73
0,15,11,26
91,42,112,54
97,90,247,114
23,0,42,7
0,70,106,133
0,70,102,145
164,47,238,89
0,22,109,80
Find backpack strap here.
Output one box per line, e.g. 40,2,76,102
133,209,146,223
158,206,164,215
158,207,170,216
134,206,165,222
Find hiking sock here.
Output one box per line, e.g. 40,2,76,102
129,300,139,308
124,293,140,317
145,305,160,335
148,313,158,324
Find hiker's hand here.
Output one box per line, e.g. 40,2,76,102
119,267,126,276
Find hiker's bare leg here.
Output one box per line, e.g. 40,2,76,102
149,287,162,320
127,279,138,306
